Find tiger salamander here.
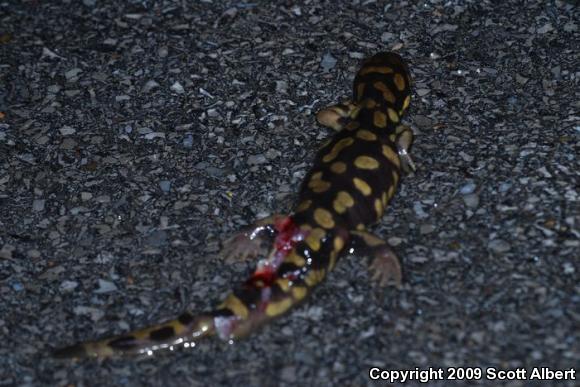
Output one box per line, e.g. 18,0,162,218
55,51,416,359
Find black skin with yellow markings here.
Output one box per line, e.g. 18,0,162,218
297,52,412,231
54,52,415,359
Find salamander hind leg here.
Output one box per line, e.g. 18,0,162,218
316,101,360,131
221,214,287,262
349,230,402,288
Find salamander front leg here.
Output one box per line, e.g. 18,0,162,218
316,101,360,131
221,214,286,262
395,124,416,174
349,230,402,288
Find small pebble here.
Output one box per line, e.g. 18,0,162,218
47,85,61,93
73,306,104,321
94,279,118,294
320,53,337,72
498,182,511,193
158,46,169,58
381,32,395,42
459,182,477,195
416,88,430,97
142,80,160,93
26,249,41,259
537,23,553,34
562,262,575,275
275,80,288,94
247,154,267,165
413,202,429,219
32,199,45,212
170,81,184,94
11,282,24,292
159,180,171,192
146,230,168,247
65,90,80,97
420,224,436,234
60,280,79,291
64,68,82,80
183,133,194,148
60,138,77,150
81,192,93,201
463,193,479,208
488,239,511,253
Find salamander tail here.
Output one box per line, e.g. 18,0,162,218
53,312,215,359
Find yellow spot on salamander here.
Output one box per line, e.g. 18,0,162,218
373,111,387,128
275,278,291,292
308,179,331,193
356,223,365,231
305,227,326,251
314,208,335,229
348,104,361,119
304,269,325,287
363,99,377,109
354,155,380,170
394,73,406,91
333,191,354,214
351,230,385,247
265,297,293,317
330,161,347,174
296,200,311,213
292,286,308,301
382,144,401,167
374,198,383,219
322,137,354,163
355,129,377,141
220,294,249,319
87,342,115,357
353,177,372,196
132,328,151,340
345,121,360,131
402,95,411,111
392,170,399,185
387,107,399,123
311,171,323,181
284,251,306,267
373,81,396,104
328,250,338,271
170,320,189,335
389,133,397,142
360,66,394,76
333,236,344,252
388,184,396,199
383,89,396,104
381,191,388,206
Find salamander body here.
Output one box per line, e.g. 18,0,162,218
55,52,415,359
